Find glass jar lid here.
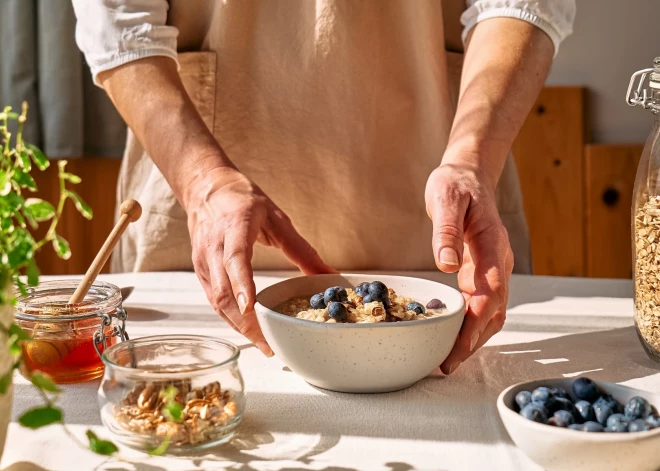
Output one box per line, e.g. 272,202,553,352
627,57,660,112
15,280,122,321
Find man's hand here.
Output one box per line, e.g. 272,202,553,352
187,166,335,356
425,162,514,374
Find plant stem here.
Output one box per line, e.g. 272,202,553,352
37,167,67,249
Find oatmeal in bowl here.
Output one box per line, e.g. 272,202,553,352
276,281,447,324
256,274,465,393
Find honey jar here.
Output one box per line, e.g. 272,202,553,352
15,280,129,383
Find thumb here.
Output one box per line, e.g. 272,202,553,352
429,195,469,274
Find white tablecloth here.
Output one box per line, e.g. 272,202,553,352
2,271,657,471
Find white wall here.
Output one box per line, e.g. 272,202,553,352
546,0,660,144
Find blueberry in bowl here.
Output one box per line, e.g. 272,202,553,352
498,377,660,471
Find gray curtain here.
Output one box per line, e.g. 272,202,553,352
0,0,126,157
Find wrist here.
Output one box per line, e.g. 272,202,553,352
440,146,505,192
179,155,237,210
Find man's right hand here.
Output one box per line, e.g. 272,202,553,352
185,166,335,356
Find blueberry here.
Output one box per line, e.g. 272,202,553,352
550,387,569,400
582,421,605,432
515,391,532,411
606,423,629,433
575,400,596,423
629,418,651,433
519,403,548,423
367,281,389,302
324,286,348,305
531,387,557,412
646,415,660,429
354,282,370,297
606,413,630,429
362,294,374,304
625,396,653,420
572,378,600,402
568,424,583,431
406,302,425,315
550,410,575,427
327,302,348,322
426,298,446,310
593,395,621,425
310,293,326,309
554,397,578,416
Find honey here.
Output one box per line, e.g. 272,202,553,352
15,280,129,384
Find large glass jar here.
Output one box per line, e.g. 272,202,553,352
629,58,660,361
98,335,245,452
14,280,128,383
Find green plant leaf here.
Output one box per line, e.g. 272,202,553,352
0,370,12,395
17,150,31,172
25,143,49,171
65,191,92,220
53,235,71,260
24,198,55,222
13,276,28,297
148,436,171,456
18,406,62,429
13,210,26,228
11,169,37,191
30,372,60,393
5,191,24,210
162,402,183,423
26,257,39,286
86,430,118,456
8,323,30,341
7,236,34,268
62,172,81,184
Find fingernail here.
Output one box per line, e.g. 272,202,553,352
447,362,461,375
439,247,459,266
256,340,274,357
470,332,480,352
237,293,247,315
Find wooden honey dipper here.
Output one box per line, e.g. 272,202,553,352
69,199,142,304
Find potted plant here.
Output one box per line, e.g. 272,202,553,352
0,102,121,459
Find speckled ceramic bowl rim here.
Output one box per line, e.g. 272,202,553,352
497,377,660,441
256,273,466,329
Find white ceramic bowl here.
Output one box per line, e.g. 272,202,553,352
255,274,465,393
498,377,660,471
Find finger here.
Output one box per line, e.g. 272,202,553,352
195,260,243,335
268,209,338,275
441,236,509,374
223,221,258,316
208,247,273,357
429,189,469,274
472,308,506,352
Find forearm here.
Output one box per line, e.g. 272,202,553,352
443,18,555,190
98,57,233,208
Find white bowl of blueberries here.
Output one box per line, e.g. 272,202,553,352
498,377,660,471
255,274,465,393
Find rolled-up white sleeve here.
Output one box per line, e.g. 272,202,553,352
71,0,179,86
461,0,576,56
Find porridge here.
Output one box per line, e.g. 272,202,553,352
275,281,446,324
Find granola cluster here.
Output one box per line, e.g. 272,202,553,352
276,282,445,324
113,380,239,446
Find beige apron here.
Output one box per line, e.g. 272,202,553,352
111,0,532,275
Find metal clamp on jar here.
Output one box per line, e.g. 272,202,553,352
627,57,660,361
15,280,129,383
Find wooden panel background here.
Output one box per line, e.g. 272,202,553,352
26,87,643,279
585,144,643,279
30,158,121,275
512,87,587,276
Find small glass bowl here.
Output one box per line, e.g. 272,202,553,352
98,335,245,453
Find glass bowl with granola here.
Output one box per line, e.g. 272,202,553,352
256,274,465,393
97,335,245,452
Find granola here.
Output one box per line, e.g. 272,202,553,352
276,282,446,324
113,379,239,447
635,195,660,353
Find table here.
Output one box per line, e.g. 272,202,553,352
2,271,657,471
